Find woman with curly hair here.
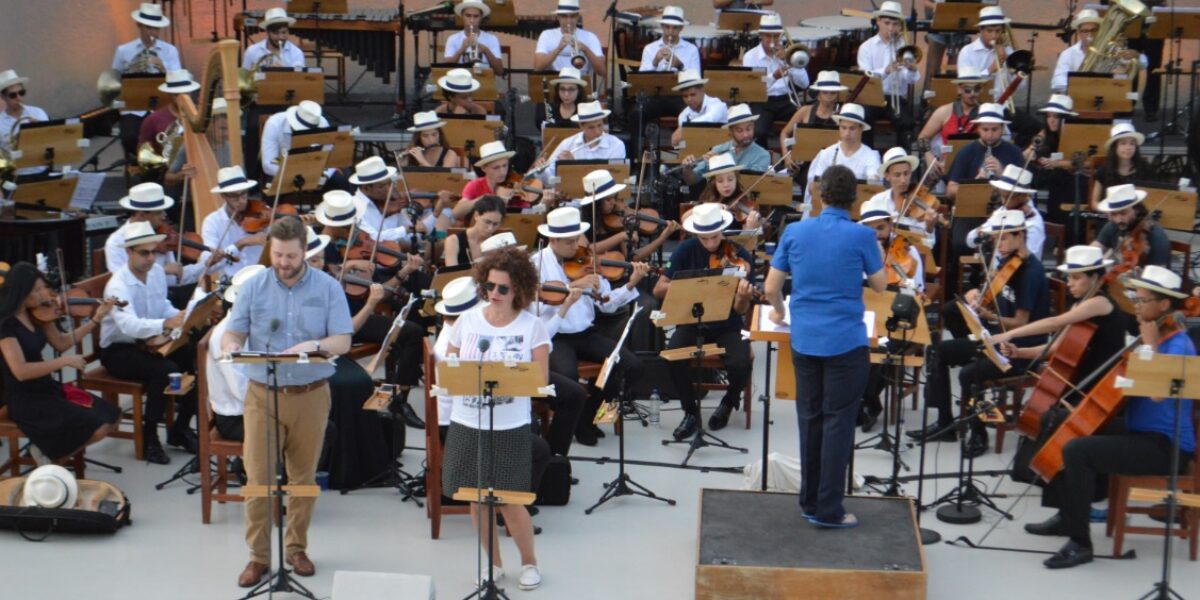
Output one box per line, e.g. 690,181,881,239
441,245,547,591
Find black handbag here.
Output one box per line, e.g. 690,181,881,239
0,477,131,541
534,456,572,506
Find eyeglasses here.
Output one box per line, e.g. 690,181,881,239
482,281,511,296
131,249,156,257
960,86,982,95
5,89,26,99
1131,296,1160,306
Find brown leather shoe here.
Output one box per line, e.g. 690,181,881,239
287,551,315,577
238,561,268,588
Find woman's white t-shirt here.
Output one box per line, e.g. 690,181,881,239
446,307,550,430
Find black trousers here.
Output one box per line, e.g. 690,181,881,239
352,314,424,386
1127,36,1164,116
214,413,245,442
924,333,1029,433
793,346,871,523
1044,418,1189,545
549,327,643,432
119,114,145,158
540,372,586,456
753,95,798,150
99,341,197,432
666,325,750,415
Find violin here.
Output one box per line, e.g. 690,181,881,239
902,184,946,228
155,223,180,255
178,233,238,265
708,239,751,273
344,231,413,270
538,280,608,305
31,294,127,324
884,236,919,287
238,199,299,234
563,247,654,282
497,171,547,210
340,259,403,300
603,206,668,236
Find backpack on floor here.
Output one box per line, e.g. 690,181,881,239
0,477,131,540
535,456,572,506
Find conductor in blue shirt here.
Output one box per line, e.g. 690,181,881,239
764,165,887,528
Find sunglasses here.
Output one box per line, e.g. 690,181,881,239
960,86,982,94
482,281,511,295
5,89,26,99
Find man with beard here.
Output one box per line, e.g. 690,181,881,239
680,103,769,186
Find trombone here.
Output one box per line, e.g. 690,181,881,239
992,22,1018,113
776,25,809,107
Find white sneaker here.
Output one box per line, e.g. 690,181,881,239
29,445,49,466
476,564,504,586
518,564,541,591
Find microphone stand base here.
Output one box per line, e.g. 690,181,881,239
936,503,982,525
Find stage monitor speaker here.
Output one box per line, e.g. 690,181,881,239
331,571,435,599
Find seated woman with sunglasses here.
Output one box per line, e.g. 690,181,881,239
442,245,547,590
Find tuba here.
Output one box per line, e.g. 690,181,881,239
1081,0,1150,77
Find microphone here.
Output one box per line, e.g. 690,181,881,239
266,319,280,354
478,338,491,354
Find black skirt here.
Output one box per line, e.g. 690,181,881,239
441,422,532,498
8,389,120,460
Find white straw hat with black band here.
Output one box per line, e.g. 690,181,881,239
158,70,200,94
755,14,784,35
122,220,167,248
550,66,588,88
225,264,267,303
407,111,446,133
1039,94,1078,116
878,147,917,178
858,195,894,224
210,165,258,194
480,232,525,254
570,100,611,123
286,100,324,132
580,169,627,205
1072,9,1102,29
682,202,734,235
304,226,331,261
702,153,743,179
119,182,175,211
315,190,361,227
348,156,398,186
1126,265,1188,299
555,0,581,15
1056,245,1114,274
261,7,297,28
982,209,1028,234
659,6,689,28
970,102,1010,125
1105,122,1144,149
952,65,988,85
538,206,590,238
671,69,708,92
0,70,29,92
1096,183,1148,213
810,70,848,92
831,103,871,131
436,276,481,316
455,0,491,18
723,103,759,128
132,2,170,28
989,164,1036,195
22,465,78,509
438,68,481,94
475,140,515,167
977,6,1010,27
874,1,904,20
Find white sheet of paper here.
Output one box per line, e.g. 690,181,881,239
864,311,875,340
756,297,791,333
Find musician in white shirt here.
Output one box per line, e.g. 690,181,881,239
259,100,332,178
201,167,266,280
112,3,182,157
0,70,50,176
533,0,606,77
535,101,626,183
804,104,882,210
740,13,809,148
241,8,306,70
670,70,728,147
444,0,504,74
855,2,920,148
965,165,1045,260
956,6,1022,101
105,183,218,292
639,6,701,74
205,265,264,443
347,157,438,247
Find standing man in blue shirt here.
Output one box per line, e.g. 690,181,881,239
764,165,886,528
1025,266,1196,569
222,216,353,588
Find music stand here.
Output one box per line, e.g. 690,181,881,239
431,64,499,100
717,9,766,34
704,67,766,104
401,167,469,194
953,181,995,218
738,172,793,207
117,74,167,111
929,2,987,32
928,76,996,104
255,67,325,106
263,146,329,195
156,293,223,357
9,176,78,218
839,71,885,108
291,125,355,169
14,119,85,171
439,116,504,159
748,304,791,490
1067,72,1135,115
1059,121,1115,162
502,214,545,249
555,160,631,200
808,179,884,217
437,358,547,600
1122,350,1200,600
1136,182,1198,232
654,273,749,466
671,123,729,163
526,71,559,104
942,133,977,174
541,126,576,152
789,126,839,164
226,350,335,600
625,72,682,98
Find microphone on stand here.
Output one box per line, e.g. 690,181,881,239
477,338,491,355
267,318,280,354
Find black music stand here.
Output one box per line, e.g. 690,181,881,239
655,271,749,466
227,350,335,600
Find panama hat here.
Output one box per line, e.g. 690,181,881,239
22,465,78,509
480,232,524,254
1056,245,1114,274
810,70,849,92
314,190,361,227
970,103,1010,125
1072,9,1103,29
224,264,267,303
555,0,581,15
982,209,1028,234
702,153,743,179
132,2,170,28
119,182,175,212
538,206,590,238
550,66,588,88
158,70,200,94
977,6,1010,27
858,195,895,224
286,100,324,132
261,7,297,28
0,69,29,92
682,202,734,235
831,103,871,131
1126,265,1187,299
755,14,783,35
580,169,627,205
723,103,759,128
455,0,491,18
1039,94,1078,116
671,69,709,92
438,68,481,94
989,164,1036,195
436,276,481,315
1105,122,1144,149
348,156,397,186
407,111,446,133
874,1,904,20
210,165,257,194
475,140,515,167
659,6,689,28
1097,183,1148,213
122,220,167,248
303,226,331,261
952,65,988,85
878,147,918,178
570,100,611,123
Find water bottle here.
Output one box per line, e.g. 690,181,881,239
648,388,662,427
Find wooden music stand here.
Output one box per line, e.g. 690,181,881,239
749,304,795,400
526,71,560,104
9,176,78,218
286,0,348,13
839,72,885,108
1059,121,1114,162
555,160,631,200
704,67,766,104
652,273,739,329
156,293,223,357
955,298,1010,372
738,172,794,207
255,68,325,106
13,120,85,170
672,124,730,163
1067,72,1135,115
865,288,932,347
626,72,682,98
789,126,839,164
264,146,329,195
502,214,545,249
291,125,355,169
435,360,548,397
118,74,168,111
439,116,504,159
400,167,469,193
1137,182,1198,232
929,2,986,32
717,9,766,34
542,126,576,152
954,181,995,218
943,133,977,174
809,180,885,217
431,64,499,100
1139,8,1200,39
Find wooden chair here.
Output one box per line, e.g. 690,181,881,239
423,338,468,539
982,374,1031,454
0,407,86,480
1043,222,1068,314
196,331,245,524
91,247,106,278
70,272,172,461
1106,407,1200,561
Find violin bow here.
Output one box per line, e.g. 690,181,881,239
176,176,190,261
974,218,1022,333
727,152,790,210
391,150,425,261
54,248,78,365
263,150,291,241
366,153,399,265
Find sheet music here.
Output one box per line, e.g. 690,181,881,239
864,311,875,340
68,172,104,211
597,304,643,390
756,298,790,333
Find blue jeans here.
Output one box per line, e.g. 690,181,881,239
793,346,870,523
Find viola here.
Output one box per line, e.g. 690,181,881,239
563,247,654,282
603,206,668,236
155,223,180,255
497,172,546,210
538,280,608,305
344,233,412,270
178,232,238,265
238,199,298,234
902,184,946,228
340,259,403,300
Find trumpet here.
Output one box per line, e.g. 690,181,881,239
464,25,482,64
566,23,586,70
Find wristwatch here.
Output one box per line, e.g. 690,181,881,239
313,341,322,353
